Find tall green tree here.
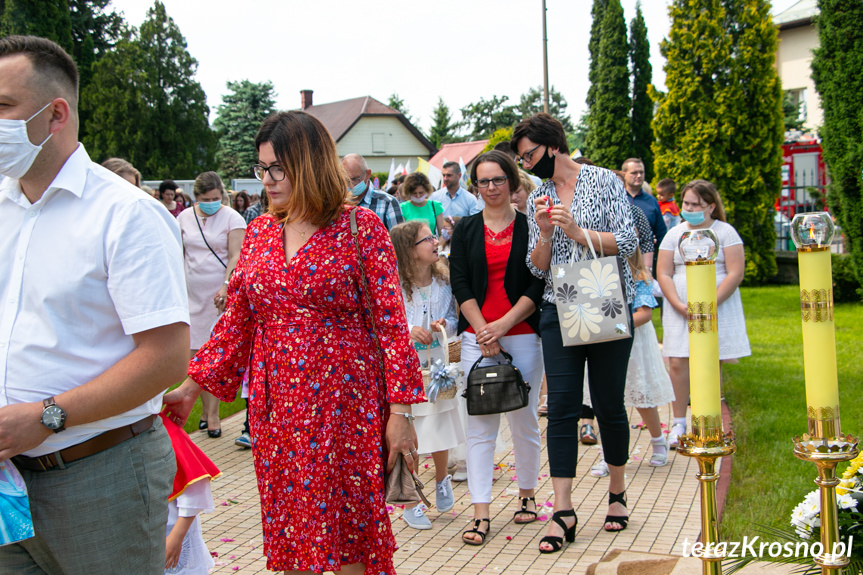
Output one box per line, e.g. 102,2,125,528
213,80,277,180
428,97,456,148
812,0,863,288
586,0,608,117
1,0,73,50
68,0,127,142
583,0,630,169
458,95,519,141
781,92,805,132
516,86,575,133
82,1,214,179
629,2,654,181
387,93,415,125
653,0,783,284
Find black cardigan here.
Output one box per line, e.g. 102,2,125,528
449,210,545,335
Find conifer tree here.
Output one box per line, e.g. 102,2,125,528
214,80,277,180
583,0,630,169
812,0,863,288
428,97,455,149
586,0,608,116
629,2,654,181
653,0,783,284
0,0,73,51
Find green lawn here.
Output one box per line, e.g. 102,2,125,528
714,286,862,541
168,383,247,435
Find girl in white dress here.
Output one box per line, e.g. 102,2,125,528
625,249,675,466
390,220,464,530
657,180,751,449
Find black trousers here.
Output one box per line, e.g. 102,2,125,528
540,304,633,476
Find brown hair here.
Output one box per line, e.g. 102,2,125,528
0,35,78,108
255,111,347,226
389,220,449,302
233,190,251,212
656,178,677,197
470,150,520,191
193,171,225,197
518,171,536,194
681,179,727,222
101,157,140,187
403,172,433,198
621,158,644,172
510,112,569,156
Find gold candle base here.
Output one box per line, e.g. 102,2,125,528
793,433,859,574
678,431,737,575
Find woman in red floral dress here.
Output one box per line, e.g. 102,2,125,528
164,111,425,575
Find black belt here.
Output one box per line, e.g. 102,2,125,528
11,414,157,471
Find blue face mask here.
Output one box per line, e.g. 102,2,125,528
198,200,222,215
681,209,705,225
350,179,368,197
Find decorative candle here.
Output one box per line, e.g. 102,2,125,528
679,230,722,438
790,212,839,439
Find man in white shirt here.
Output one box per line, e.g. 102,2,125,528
430,161,482,223
0,36,190,574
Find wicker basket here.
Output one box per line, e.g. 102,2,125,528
421,330,459,400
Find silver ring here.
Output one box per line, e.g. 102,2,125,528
410,449,417,454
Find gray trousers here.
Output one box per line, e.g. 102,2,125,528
0,419,175,575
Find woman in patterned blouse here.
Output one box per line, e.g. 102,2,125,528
511,113,638,553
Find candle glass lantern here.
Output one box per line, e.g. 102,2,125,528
790,212,858,574
676,229,736,575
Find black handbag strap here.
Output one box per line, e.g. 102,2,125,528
194,209,227,268
467,349,516,377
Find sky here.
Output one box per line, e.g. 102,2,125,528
109,0,801,135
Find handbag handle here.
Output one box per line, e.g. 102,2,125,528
467,348,516,376
569,227,602,264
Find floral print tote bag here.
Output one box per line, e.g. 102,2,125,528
550,228,632,346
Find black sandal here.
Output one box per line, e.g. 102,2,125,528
462,518,490,546
514,497,537,524
604,490,629,532
579,423,598,445
538,509,576,554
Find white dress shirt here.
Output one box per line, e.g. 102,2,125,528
0,145,189,456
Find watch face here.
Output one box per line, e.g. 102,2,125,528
42,405,66,430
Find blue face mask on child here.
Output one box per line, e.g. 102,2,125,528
681,209,706,225
198,200,222,215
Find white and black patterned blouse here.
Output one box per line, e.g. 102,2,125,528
526,164,638,304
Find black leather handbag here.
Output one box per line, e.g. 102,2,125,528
462,350,531,416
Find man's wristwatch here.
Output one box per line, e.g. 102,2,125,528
40,397,67,433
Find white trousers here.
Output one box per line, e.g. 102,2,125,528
460,332,544,504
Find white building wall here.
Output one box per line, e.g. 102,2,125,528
337,116,432,173
776,24,823,130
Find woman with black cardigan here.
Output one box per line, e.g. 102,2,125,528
449,151,545,547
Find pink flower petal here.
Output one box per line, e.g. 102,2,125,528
220,538,235,542
544,501,554,507
229,555,236,559
539,514,548,521
506,536,512,540
233,567,240,571
215,561,227,566
210,551,219,557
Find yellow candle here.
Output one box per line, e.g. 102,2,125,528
686,262,722,426
798,248,839,434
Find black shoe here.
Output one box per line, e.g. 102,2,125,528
539,509,576,553
513,497,537,524
207,429,222,438
604,491,629,532
462,518,490,546
198,419,208,430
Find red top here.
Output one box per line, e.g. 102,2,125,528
159,412,221,501
659,199,680,216
466,221,534,336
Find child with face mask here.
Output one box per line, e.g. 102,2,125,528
400,172,445,236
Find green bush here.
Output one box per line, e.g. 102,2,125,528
832,253,863,303
371,172,390,186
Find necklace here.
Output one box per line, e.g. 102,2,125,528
287,220,313,242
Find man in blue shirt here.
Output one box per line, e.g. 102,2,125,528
621,158,667,271
342,153,404,231
430,161,482,222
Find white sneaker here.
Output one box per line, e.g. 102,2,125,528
436,475,455,512
590,460,609,477
452,462,468,482
402,504,432,530
667,423,687,450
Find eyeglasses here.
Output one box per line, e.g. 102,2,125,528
414,235,438,246
516,144,542,166
348,175,364,185
475,176,508,188
253,164,286,182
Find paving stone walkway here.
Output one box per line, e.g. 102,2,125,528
194,405,710,574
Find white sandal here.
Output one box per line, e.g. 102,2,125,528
590,460,609,477
648,438,669,467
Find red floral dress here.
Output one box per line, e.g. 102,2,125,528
188,207,424,574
